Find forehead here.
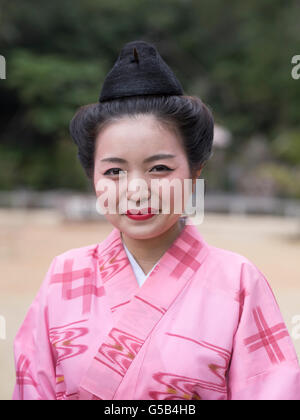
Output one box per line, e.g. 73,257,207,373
95,115,184,155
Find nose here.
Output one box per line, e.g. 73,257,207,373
126,184,151,205
125,173,151,205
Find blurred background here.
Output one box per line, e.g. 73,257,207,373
0,0,300,399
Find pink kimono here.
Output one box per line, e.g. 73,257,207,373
13,219,300,400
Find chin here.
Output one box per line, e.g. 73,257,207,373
125,216,177,239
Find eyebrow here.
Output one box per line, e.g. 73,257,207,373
100,153,176,164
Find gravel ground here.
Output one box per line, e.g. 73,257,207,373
0,209,299,400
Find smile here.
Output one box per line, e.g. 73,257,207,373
124,207,159,220
125,213,156,221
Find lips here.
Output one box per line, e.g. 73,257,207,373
126,207,159,215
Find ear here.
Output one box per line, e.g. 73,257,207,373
192,165,204,193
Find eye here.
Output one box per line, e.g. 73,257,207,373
104,168,127,176
150,165,174,173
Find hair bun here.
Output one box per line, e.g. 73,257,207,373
99,40,184,102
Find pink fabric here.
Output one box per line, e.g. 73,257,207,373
12,219,300,400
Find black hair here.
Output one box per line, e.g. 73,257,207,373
69,94,214,180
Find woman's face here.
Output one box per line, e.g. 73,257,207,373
93,114,199,240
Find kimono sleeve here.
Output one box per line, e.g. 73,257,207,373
12,257,58,400
227,262,300,400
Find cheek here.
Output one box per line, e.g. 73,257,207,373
94,176,121,215
157,169,191,213
93,171,100,193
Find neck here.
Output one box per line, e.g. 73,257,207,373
121,218,186,269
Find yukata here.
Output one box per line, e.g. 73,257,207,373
12,217,300,400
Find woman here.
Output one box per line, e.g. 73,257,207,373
13,40,300,400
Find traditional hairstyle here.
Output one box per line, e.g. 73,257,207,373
69,94,214,180
69,40,214,180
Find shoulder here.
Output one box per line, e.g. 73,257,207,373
206,243,258,275
203,243,273,298
55,242,99,261
207,244,251,267
42,243,100,284
41,228,116,289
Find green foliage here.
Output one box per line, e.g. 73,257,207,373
271,130,300,165
6,49,106,135
0,146,22,190
53,138,91,191
257,163,300,199
0,0,300,194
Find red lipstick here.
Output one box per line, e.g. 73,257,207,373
125,207,159,221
